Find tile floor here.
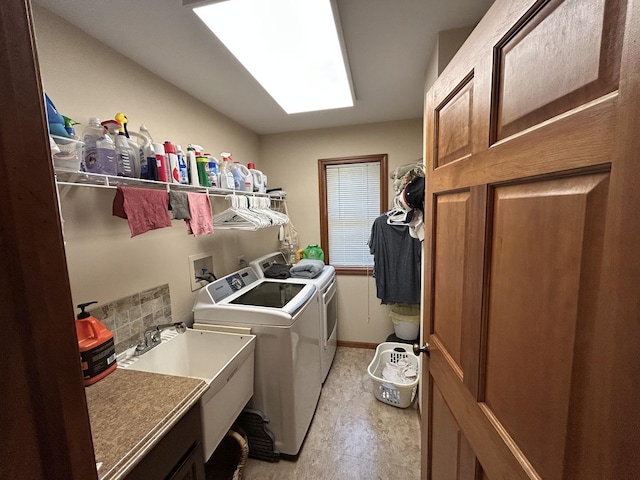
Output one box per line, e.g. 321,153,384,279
242,346,421,479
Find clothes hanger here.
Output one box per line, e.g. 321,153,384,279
213,195,263,230
249,196,289,226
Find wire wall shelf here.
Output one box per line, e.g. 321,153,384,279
54,169,285,200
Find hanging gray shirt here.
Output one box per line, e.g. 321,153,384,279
368,214,421,304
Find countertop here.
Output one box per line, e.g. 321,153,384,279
84,368,208,480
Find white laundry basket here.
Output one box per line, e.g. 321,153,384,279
367,342,420,408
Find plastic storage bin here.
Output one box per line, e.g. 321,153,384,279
367,342,420,408
51,135,83,171
389,304,420,340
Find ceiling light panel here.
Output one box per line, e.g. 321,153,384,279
191,0,354,114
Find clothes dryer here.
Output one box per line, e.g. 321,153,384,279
250,252,337,383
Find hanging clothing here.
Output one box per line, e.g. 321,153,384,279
168,190,191,220
112,186,172,237
403,176,425,212
368,213,421,304
386,185,425,242
185,192,213,236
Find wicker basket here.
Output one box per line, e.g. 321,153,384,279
205,425,249,480
367,342,420,408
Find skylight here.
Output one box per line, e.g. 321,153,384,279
188,0,354,114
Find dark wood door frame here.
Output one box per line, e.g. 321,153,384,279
0,1,97,478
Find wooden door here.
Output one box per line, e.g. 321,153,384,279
421,0,640,479
1,1,97,478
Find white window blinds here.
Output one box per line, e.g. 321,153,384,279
326,162,380,267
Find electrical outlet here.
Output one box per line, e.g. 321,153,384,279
189,252,215,292
238,255,246,266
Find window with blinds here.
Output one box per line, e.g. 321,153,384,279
319,154,388,274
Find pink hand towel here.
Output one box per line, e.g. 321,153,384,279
186,192,213,236
113,186,172,237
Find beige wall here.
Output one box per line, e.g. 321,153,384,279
260,119,423,344
34,5,278,325
425,26,474,92
35,5,425,344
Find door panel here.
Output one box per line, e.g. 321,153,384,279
430,381,477,480
431,384,461,480
431,95,617,192
492,0,625,142
483,174,609,480
421,0,639,479
435,74,475,167
433,191,470,373
428,340,533,480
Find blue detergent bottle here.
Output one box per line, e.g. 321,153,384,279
176,145,189,184
232,163,244,190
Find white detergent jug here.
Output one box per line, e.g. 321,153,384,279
250,169,266,193
234,163,254,192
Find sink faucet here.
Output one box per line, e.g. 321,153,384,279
135,322,187,356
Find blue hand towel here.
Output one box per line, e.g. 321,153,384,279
290,259,325,279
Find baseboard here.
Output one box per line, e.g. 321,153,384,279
337,340,377,350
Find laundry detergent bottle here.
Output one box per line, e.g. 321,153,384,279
82,118,117,175
196,153,211,187
75,301,117,386
114,113,140,178
219,153,235,190
248,163,266,193
233,163,254,192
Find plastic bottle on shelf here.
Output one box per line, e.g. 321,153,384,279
139,125,154,143
153,143,169,182
103,119,134,178
129,130,155,180
186,145,199,186
196,154,211,187
219,154,235,190
128,134,146,179
164,141,180,184
231,163,243,190
247,162,266,194
136,125,157,180
82,118,117,175
176,145,189,185
207,155,219,188
234,162,254,192
113,113,140,178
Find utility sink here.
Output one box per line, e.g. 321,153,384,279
120,328,256,461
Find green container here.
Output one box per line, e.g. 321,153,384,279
196,155,211,187
303,244,324,261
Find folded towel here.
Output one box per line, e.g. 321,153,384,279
186,192,213,236
169,191,191,220
290,259,325,279
265,264,292,279
113,186,172,237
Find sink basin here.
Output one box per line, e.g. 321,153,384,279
120,328,256,461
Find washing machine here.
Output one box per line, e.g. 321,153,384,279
192,267,321,457
250,252,337,383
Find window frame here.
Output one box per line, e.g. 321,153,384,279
318,154,388,275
